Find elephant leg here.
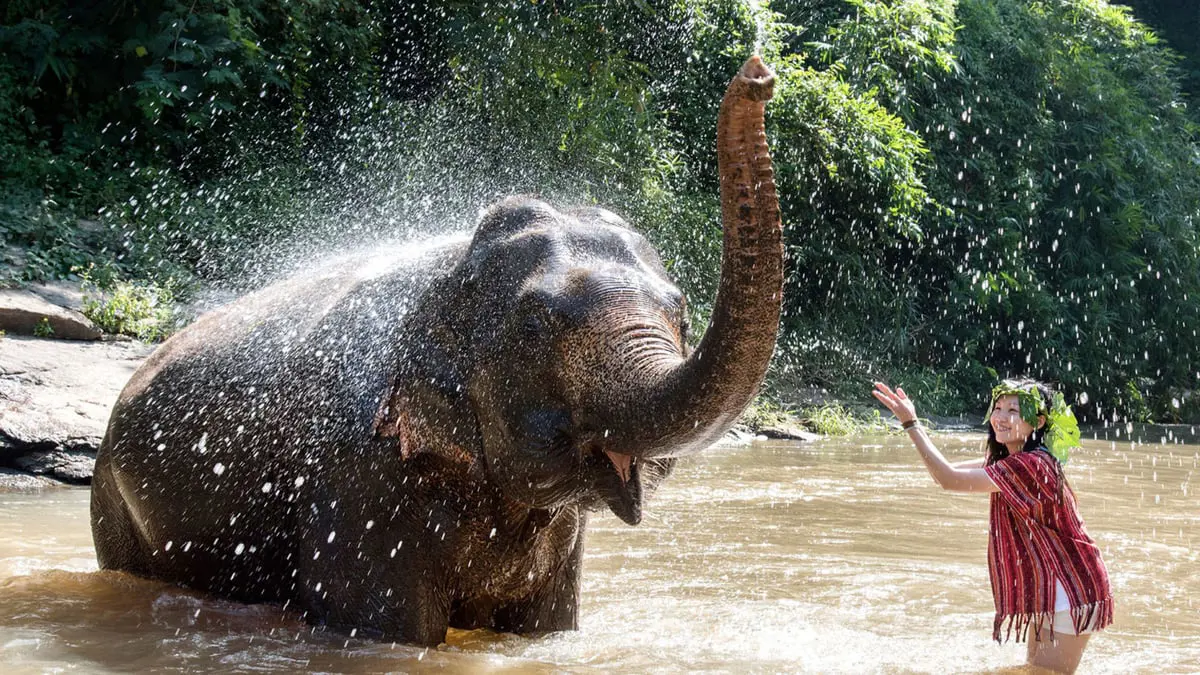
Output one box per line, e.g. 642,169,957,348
299,553,453,647
492,516,586,635
90,460,151,574
373,583,452,646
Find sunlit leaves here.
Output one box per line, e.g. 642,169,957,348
3,0,1199,424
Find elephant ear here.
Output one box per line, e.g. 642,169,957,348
373,328,482,470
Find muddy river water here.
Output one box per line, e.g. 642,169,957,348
1,432,1196,673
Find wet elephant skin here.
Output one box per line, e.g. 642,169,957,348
91,57,784,646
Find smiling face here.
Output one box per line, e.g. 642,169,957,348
989,394,1040,449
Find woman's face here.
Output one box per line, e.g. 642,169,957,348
990,394,1037,447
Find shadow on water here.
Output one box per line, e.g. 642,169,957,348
0,434,1197,673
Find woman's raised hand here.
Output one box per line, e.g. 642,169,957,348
872,382,917,424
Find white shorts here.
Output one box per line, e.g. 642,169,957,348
1042,580,1099,637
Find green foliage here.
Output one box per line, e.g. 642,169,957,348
740,398,799,430
815,0,959,116
1116,0,1200,115
0,0,381,281
743,396,886,436
1122,379,1153,423
803,403,887,435
768,58,932,376
33,317,53,338
3,0,1200,422
895,363,991,417
81,273,180,342
773,0,1200,422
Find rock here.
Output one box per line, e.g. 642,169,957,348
0,289,102,340
758,422,823,443
718,425,755,447
0,246,28,283
0,335,153,484
28,279,88,313
0,467,57,491
14,448,96,484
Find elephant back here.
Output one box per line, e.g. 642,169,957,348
102,237,470,495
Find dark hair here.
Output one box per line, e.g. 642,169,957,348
983,378,1073,502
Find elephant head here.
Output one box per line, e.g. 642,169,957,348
380,57,783,526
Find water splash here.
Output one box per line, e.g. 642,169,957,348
3,436,1197,671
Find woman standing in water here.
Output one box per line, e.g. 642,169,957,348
872,379,1112,674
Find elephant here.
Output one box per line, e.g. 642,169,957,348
90,56,784,646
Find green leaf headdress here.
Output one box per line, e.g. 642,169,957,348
984,380,1081,463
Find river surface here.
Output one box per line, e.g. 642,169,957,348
1,433,1196,673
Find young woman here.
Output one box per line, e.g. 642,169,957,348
872,379,1113,674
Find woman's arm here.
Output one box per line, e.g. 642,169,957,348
953,458,986,469
904,425,999,493
873,383,999,494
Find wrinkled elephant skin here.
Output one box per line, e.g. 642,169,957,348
91,57,784,646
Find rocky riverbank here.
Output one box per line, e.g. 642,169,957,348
0,282,153,489
0,336,152,488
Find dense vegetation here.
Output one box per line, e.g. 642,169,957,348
1117,0,1200,110
3,0,1199,423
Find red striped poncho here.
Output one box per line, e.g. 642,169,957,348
983,449,1113,643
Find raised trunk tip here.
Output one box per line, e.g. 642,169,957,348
735,55,776,101
593,56,785,460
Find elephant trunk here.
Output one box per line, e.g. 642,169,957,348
597,56,783,459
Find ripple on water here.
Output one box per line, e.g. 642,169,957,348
0,436,1198,673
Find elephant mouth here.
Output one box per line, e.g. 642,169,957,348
595,448,643,526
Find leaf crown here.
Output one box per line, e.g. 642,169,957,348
985,379,1081,464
